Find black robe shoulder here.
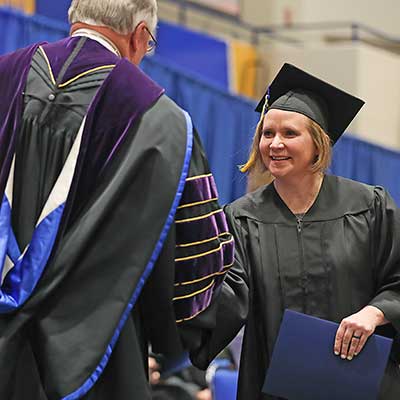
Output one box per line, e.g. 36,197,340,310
186,175,400,400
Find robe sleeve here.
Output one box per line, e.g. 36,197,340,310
368,187,400,332
177,202,249,370
171,129,234,324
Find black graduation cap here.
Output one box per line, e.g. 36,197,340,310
255,63,365,143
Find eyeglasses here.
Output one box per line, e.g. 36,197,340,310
144,26,157,53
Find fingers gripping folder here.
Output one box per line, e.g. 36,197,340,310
263,310,392,400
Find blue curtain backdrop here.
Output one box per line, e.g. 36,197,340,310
331,136,400,205
0,7,67,54
141,55,258,203
0,6,399,205
35,0,70,24
155,21,230,90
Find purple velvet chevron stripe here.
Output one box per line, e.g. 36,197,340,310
42,37,119,84
0,43,42,200
0,38,164,240
174,281,215,321
174,239,234,285
176,209,229,245
41,37,163,191
49,47,164,231
179,175,219,206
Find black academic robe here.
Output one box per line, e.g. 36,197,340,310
1,37,232,399
185,174,400,400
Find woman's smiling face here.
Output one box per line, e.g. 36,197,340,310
259,108,318,181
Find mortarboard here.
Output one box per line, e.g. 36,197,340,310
255,63,365,143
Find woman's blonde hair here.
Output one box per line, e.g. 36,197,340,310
307,118,332,173
241,113,332,191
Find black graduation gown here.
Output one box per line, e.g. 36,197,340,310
185,174,400,400
3,39,232,399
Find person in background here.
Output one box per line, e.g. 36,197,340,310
149,355,212,400
0,0,233,399
182,63,400,399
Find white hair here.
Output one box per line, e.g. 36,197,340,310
68,0,158,35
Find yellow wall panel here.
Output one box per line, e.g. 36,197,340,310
0,0,35,14
229,40,257,99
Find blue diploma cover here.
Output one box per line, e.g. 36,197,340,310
263,310,393,400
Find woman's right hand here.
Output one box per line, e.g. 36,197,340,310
333,305,387,361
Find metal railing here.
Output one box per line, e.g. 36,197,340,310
3,0,399,51
159,0,400,51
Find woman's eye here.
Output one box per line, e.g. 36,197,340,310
263,130,273,138
285,130,297,137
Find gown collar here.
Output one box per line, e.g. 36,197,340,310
72,28,122,58
231,174,376,223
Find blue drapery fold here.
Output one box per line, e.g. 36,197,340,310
141,55,259,204
0,6,399,205
0,7,68,55
331,136,400,204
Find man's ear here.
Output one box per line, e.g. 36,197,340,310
129,29,138,52
130,21,146,51
128,21,148,65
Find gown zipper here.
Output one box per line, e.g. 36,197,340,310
296,215,308,312
296,216,303,233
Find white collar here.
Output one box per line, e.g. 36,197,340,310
71,28,121,58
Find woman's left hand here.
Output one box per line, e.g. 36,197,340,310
334,305,387,361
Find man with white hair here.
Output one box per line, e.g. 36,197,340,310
0,1,233,399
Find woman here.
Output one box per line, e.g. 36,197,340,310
183,64,400,399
